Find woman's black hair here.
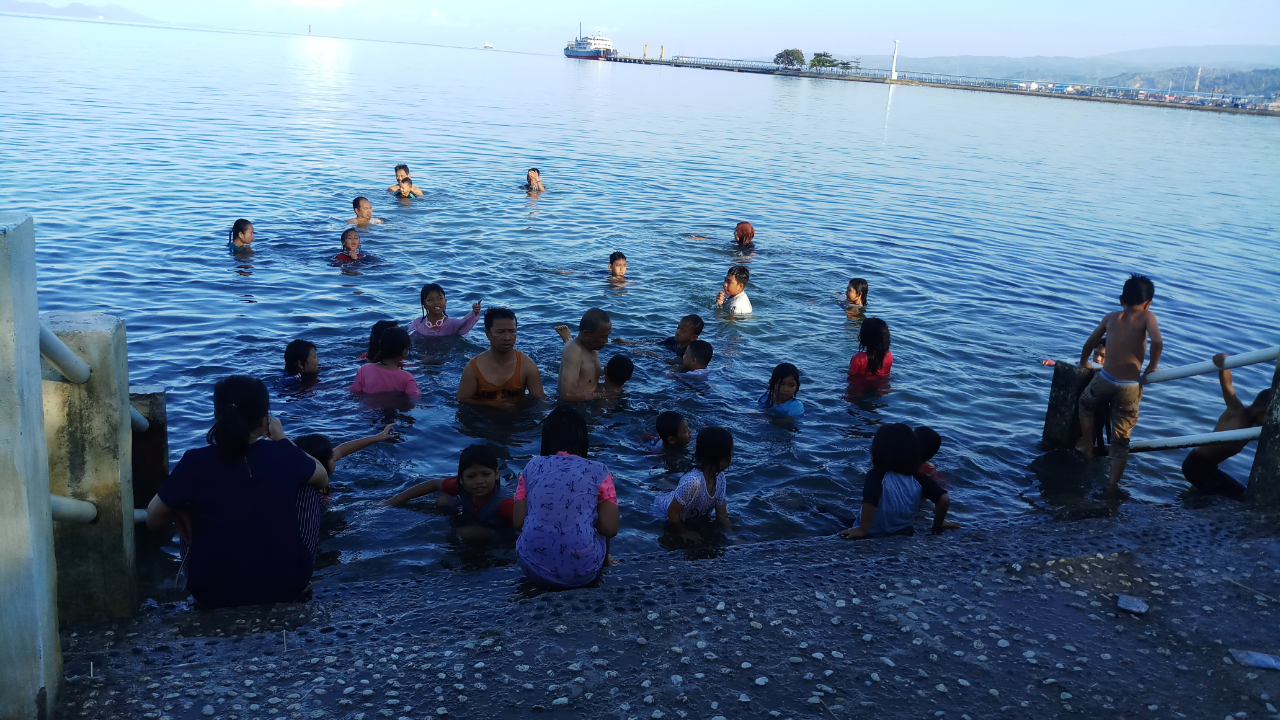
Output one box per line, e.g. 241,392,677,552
871,423,921,475
378,326,411,361
457,443,501,479
847,277,868,304
366,320,399,362
229,218,252,244
294,434,334,467
541,405,589,457
914,426,942,463
760,362,801,407
419,283,446,318
858,318,891,374
693,426,734,480
284,339,317,375
205,375,270,463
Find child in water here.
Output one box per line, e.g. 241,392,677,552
733,221,755,248
228,219,254,254
608,252,627,281
849,318,892,377
845,278,868,306
604,355,634,395
652,426,733,543
644,411,692,452
514,406,619,587
408,283,482,338
295,423,397,490
282,339,319,390
350,327,420,398
524,168,545,193
838,423,959,539
395,177,416,199
383,444,515,541
335,229,362,264
678,340,714,380
914,425,946,487
361,320,400,362
661,314,704,358
387,164,423,197
716,266,753,316
758,363,804,417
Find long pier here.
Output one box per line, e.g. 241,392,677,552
606,55,1280,117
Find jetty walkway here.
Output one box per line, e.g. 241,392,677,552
608,55,1280,117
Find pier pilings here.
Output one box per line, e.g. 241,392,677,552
1041,361,1095,449
1246,359,1280,506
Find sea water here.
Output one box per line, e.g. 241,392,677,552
2,15,1278,588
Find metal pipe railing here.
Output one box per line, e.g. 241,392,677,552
1143,347,1279,385
133,509,148,523
1130,427,1262,453
50,494,97,523
130,406,149,433
38,320,91,384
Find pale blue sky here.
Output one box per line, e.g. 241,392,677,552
102,0,1280,58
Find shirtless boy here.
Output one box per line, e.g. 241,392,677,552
1181,353,1272,498
457,308,546,404
558,308,612,402
1076,274,1162,490
348,197,383,225
388,164,424,197
608,252,627,281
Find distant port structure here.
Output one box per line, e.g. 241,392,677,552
586,44,1279,116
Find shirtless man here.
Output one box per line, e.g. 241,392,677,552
388,164,424,197
347,197,384,225
1076,274,1162,490
457,308,546,404
1181,353,1272,498
558,308,611,402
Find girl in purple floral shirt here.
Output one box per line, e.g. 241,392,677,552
408,283,481,338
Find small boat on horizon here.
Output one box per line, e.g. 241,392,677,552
564,23,616,60
483,42,493,49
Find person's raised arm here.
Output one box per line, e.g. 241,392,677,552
931,493,960,532
333,423,395,463
384,478,446,506
1213,353,1244,411
1079,318,1108,368
838,503,876,539
1143,313,1163,379
595,501,619,539
523,354,547,399
456,360,481,404
306,458,330,490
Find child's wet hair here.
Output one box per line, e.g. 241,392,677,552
295,434,334,468
656,411,686,441
378,326,411,361
687,340,714,366
579,308,610,334
734,221,755,245
394,163,410,175
726,265,750,285
458,443,501,479
541,405,588,457
847,277,868,303
284,339,316,375
680,314,705,336
205,375,270,463
609,251,626,264
1120,273,1155,306
762,363,801,407
606,355,634,385
419,283,445,317
352,196,369,210
483,307,517,331
229,218,252,243
341,228,359,246
871,423,921,475
366,320,399,362
914,426,942,463
398,177,412,186
858,318,891,374
694,426,734,478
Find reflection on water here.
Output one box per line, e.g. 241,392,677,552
2,15,1278,593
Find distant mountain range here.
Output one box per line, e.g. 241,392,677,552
1097,67,1280,97
0,0,157,24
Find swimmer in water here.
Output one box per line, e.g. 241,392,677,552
383,444,515,543
395,177,417,199
608,251,627,281
677,340,714,381
347,197,383,225
387,164,423,197
733,221,755,248
228,219,254,254
1180,353,1272,499
845,278,868,306
335,228,361,264
524,168,545,193
457,308,547,404
558,308,612,402
603,355,634,396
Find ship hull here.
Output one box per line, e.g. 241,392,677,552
564,48,616,60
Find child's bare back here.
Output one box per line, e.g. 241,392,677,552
1091,308,1161,381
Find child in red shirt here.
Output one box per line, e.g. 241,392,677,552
383,444,514,542
849,317,893,376
335,228,362,264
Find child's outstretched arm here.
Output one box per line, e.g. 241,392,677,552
931,493,961,532
1214,353,1244,412
384,478,446,506
333,423,395,463
838,503,876,539
1079,318,1107,368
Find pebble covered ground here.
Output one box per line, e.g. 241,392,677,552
58,503,1280,720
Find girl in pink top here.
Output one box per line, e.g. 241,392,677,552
350,327,420,397
513,406,619,588
849,317,893,377
408,283,482,338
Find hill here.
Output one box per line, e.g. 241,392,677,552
0,0,158,24
1097,66,1280,97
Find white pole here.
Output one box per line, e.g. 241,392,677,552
890,40,899,81
1142,346,1279,385
39,320,91,384
1194,65,1202,92
1130,427,1261,453
50,494,98,524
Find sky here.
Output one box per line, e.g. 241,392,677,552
81,0,1280,58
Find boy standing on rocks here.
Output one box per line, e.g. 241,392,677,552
1076,274,1163,491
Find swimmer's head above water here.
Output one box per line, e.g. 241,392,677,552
397,177,414,196
457,443,501,498
846,277,868,306
350,196,377,224
525,168,544,192
733,221,755,247
394,164,411,182
608,251,627,279
673,314,704,347
683,339,713,372
656,410,692,447
284,339,319,375
340,228,361,259
483,307,519,354
229,218,254,249
763,362,801,407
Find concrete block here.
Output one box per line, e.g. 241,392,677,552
1246,360,1280,506
42,311,137,620
0,214,61,720
130,385,169,511
1041,362,1096,449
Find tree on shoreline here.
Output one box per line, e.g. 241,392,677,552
774,49,805,68
810,51,836,69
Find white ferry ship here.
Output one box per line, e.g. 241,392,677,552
564,24,617,60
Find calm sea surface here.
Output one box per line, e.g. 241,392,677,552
3,16,1279,588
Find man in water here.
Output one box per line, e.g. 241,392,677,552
347,197,384,225
456,308,545,404
558,308,611,402
1180,353,1272,499
388,164,423,197
525,168,545,193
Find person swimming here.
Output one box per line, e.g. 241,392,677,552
228,219,254,254
388,164,423,197
347,197,383,225
524,168,545,193
335,228,362,264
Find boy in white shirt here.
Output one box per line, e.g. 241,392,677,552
715,265,752,315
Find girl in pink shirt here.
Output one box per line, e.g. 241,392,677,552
408,283,482,338
849,317,893,377
350,327,420,397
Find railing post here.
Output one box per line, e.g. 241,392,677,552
129,385,169,512
41,311,137,620
1246,360,1280,506
1041,362,1095,449
0,214,61,720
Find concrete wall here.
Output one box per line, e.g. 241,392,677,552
0,214,61,720
42,311,137,620
130,385,168,509
1041,362,1096,449
1247,361,1280,506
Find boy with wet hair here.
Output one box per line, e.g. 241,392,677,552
603,355,634,395
656,411,692,447
679,340,714,380
608,251,627,280
716,265,752,315
1180,353,1273,499
1076,274,1162,491
661,314,705,357
525,168,545,192
347,197,383,225
388,164,423,197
